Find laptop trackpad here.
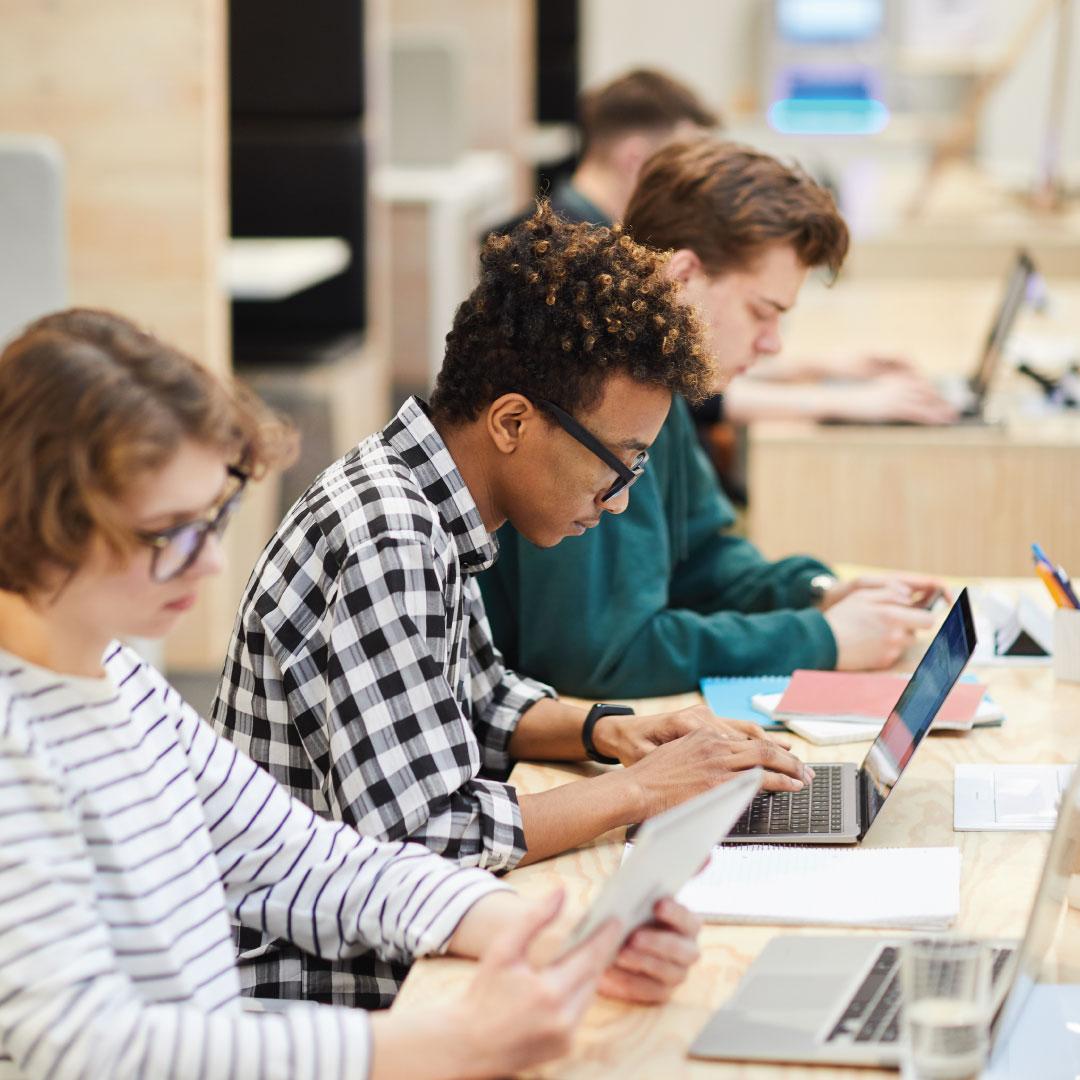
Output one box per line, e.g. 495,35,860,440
735,974,842,1024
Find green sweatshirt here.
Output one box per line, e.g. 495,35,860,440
479,396,838,697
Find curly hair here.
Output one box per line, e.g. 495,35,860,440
431,202,715,424
0,308,296,595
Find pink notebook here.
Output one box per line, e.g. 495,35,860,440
775,670,986,728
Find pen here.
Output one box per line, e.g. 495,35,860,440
1057,568,1080,609
1032,542,1080,609
1034,562,1070,608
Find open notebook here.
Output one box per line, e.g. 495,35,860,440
664,845,961,930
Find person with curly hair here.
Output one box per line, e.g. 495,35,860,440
480,138,948,698
210,203,812,1008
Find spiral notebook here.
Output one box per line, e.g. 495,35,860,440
670,844,961,930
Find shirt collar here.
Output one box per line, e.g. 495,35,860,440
551,179,612,227
382,397,499,573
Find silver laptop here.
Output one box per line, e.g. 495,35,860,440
690,761,1080,1068
725,589,976,845
948,249,1037,421
823,251,1036,427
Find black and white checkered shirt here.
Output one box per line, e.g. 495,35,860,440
210,397,553,1008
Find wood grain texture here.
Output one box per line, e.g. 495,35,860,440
0,0,229,374
398,581,1080,1077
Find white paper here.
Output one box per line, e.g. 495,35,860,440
660,845,961,930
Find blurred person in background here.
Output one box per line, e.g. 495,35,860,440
499,67,955,435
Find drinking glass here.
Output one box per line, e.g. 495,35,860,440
901,937,992,1080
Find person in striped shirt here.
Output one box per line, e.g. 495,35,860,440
0,309,703,1079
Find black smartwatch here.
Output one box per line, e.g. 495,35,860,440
582,703,634,765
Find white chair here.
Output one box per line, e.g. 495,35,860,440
0,134,67,342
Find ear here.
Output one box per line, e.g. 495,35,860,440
666,247,705,285
485,393,538,457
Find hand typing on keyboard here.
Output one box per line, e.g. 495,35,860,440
730,765,845,835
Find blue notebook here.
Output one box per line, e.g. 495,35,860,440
699,676,790,730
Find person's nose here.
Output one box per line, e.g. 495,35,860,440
599,484,631,516
756,320,783,357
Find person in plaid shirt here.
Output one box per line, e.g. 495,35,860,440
211,203,812,1007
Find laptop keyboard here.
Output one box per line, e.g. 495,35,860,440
728,764,846,837
825,945,1015,1045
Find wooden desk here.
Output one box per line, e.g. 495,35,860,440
746,279,1080,577
398,588,1080,1077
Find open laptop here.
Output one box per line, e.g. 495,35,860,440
823,250,1036,426
725,588,976,845
948,249,1037,420
690,761,1080,1068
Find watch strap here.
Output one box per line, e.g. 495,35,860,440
582,703,634,765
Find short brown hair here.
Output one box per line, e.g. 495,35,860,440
579,69,719,155
431,201,715,424
624,137,850,278
0,308,295,595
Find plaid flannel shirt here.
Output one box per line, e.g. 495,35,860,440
209,397,554,1007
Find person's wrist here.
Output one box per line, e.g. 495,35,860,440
808,572,839,609
582,704,633,764
608,762,649,824
590,712,627,761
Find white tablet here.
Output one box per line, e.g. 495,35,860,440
561,768,763,955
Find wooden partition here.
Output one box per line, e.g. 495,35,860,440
0,0,229,375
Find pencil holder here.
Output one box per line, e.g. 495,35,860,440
1054,609,1080,684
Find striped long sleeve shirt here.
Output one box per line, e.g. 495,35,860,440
0,643,506,1080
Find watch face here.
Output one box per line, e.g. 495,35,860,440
810,573,837,598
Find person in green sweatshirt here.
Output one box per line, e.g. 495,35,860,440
480,137,945,697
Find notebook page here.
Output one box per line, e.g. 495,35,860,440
660,845,961,930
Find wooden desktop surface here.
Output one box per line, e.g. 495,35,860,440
397,582,1080,1078
746,279,1080,578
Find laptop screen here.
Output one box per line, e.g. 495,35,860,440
969,251,1036,403
860,590,977,831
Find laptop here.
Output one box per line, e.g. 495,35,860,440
725,588,976,845
823,250,1036,426
954,763,1076,831
690,761,1080,1068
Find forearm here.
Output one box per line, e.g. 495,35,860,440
445,889,525,958
371,1007,470,1080
508,696,590,761
723,377,843,422
517,769,641,866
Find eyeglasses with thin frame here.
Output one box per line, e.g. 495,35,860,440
531,397,649,503
136,465,248,583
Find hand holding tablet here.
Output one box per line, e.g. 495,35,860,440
560,768,763,957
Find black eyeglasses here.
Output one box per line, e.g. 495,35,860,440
137,466,248,583
532,397,648,503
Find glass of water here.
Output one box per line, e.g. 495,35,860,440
901,937,992,1080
